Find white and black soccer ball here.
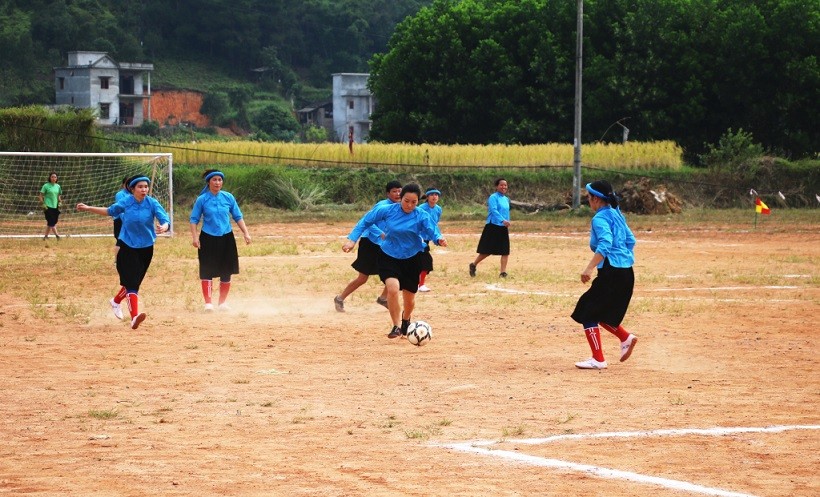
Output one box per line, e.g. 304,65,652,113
406,320,432,346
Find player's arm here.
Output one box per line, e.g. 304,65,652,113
76,204,110,216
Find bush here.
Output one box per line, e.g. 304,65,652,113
252,104,299,142
699,128,764,180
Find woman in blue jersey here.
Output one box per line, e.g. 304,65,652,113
334,180,401,312
417,187,443,292
342,184,448,339
77,176,170,330
571,180,638,370
189,170,252,311
470,178,511,278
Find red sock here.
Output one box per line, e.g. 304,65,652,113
114,286,127,304
600,322,630,341
126,293,139,318
201,280,212,304
219,281,231,305
584,326,606,362
419,271,427,285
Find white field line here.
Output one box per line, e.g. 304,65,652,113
436,425,820,497
648,285,798,291
483,283,804,303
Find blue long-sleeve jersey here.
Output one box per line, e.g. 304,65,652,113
189,190,244,236
107,196,170,248
347,198,393,245
486,192,510,226
354,202,443,259
589,206,636,268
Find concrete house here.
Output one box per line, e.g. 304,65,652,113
54,51,153,126
332,73,374,144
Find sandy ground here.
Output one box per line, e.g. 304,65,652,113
1,219,818,496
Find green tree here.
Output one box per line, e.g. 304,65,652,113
252,103,300,142
369,0,818,158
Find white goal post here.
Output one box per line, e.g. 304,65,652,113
0,152,173,238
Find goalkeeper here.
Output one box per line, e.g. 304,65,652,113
39,172,63,240
77,176,170,330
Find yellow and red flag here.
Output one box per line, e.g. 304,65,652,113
755,197,770,215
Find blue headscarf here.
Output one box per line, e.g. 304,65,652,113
129,176,151,189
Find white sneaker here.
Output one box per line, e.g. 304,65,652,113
204,303,214,311
131,312,146,330
575,358,608,369
620,334,637,362
218,303,231,311
109,298,123,320
418,284,430,292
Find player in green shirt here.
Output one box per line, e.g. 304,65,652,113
39,172,63,240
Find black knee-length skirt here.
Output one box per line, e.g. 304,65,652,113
198,231,240,279
571,260,634,327
476,223,509,255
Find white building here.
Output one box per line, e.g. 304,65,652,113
332,73,374,144
54,51,153,126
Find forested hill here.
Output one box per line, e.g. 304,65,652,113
0,0,432,106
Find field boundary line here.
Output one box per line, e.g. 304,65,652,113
435,424,820,497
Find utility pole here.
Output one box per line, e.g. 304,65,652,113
572,0,584,209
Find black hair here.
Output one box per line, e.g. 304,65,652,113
121,176,129,186
203,168,218,179
385,180,402,192
494,177,507,187
588,180,619,208
124,175,140,193
400,183,422,199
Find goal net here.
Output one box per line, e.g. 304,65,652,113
0,152,173,238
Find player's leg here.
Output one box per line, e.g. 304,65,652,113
575,322,607,369
218,276,231,309
499,254,509,277
600,322,637,362
400,289,415,335
201,279,213,310
384,277,403,338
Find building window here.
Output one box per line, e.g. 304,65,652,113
58,77,65,90
348,100,354,110
100,77,110,89
100,103,110,119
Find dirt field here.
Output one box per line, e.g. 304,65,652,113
1,217,818,496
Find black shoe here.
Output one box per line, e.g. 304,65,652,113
401,319,411,336
376,296,388,309
334,295,345,312
387,325,402,339
500,272,507,278
469,263,476,277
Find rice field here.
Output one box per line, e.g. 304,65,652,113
144,140,683,169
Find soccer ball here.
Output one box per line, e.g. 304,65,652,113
406,320,432,346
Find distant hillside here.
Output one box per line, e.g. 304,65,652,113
0,0,432,108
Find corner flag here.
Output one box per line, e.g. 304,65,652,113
755,198,770,215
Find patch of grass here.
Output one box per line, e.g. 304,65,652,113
88,409,118,420
501,425,527,438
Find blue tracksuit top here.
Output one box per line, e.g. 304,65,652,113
355,202,443,259
486,192,510,226
590,206,636,268
107,195,171,249
189,190,243,236
113,188,130,220
348,198,393,245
